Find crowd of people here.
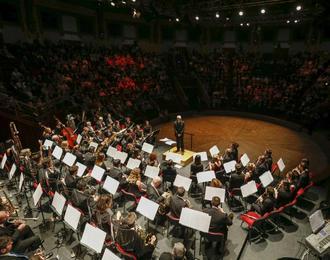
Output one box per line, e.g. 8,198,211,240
0,107,313,259
1,41,177,122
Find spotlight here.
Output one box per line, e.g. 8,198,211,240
175,18,179,22
240,23,243,26
296,5,302,11
110,1,115,6
215,12,220,18
195,16,199,21
294,19,298,23
261,9,266,14
286,20,290,24
246,22,250,26
239,11,244,16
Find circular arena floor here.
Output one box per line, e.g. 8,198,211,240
158,115,328,178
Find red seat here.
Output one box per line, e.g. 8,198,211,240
240,211,271,243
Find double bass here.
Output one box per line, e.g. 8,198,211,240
54,116,77,148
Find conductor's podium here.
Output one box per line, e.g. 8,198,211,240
162,147,195,167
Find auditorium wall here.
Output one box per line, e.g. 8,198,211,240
0,0,329,53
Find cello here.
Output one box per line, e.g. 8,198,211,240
54,116,77,148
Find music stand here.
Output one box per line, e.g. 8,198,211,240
80,223,107,258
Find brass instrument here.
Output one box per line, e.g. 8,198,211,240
158,191,172,215
135,225,156,245
1,191,18,216
9,122,22,153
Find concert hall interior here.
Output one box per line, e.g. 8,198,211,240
0,0,329,259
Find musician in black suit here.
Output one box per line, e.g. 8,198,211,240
108,159,125,183
251,187,275,215
275,181,294,208
162,160,177,190
147,177,165,203
169,187,190,218
228,164,245,190
190,155,204,194
0,212,41,254
203,197,233,253
264,149,273,171
174,115,185,154
0,236,28,259
65,165,80,189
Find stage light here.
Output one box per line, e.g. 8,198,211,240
294,19,298,23
195,16,199,21
296,5,302,11
215,12,220,18
240,23,243,26
286,20,290,24
246,22,250,26
175,18,180,22
239,11,244,16
261,9,266,14
110,1,115,6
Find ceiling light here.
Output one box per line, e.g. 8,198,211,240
239,11,244,16
215,12,220,18
175,18,179,22
246,22,250,26
286,20,290,24
296,5,302,11
195,16,199,21
110,1,115,6
122,0,126,4
226,17,230,21
261,9,266,14
132,0,136,2
240,23,243,26
294,19,298,23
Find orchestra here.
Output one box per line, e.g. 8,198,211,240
0,110,314,259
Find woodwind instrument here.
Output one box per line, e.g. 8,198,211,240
1,191,18,216
9,122,22,152
8,217,39,222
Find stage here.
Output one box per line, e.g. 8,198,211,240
157,115,328,179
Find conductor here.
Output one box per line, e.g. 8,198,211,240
174,115,185,154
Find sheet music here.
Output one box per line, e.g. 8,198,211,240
64,204,81,231
204,186,226,202
142,142,154,153
9,164,16,180
174,164,182,169
144,165,160,179
179,208,211,233
193,152,208,162
43,139,53,149
160,137,170,142
209,145,220,157
173,174,192,191
102,248,121,260
196,170,216,183
0,153,7,169
259,170,274,188
76,134,82,145
223,160,236,173
52,146,63,160
62,152,77,167
80,223,107,254
89,141,98,150
136,197,159,221
165,152,182,164
126,158,141,170
106,146,117,158
91,165,105,182
114,151,128,164
240,153,250,167
75,162,87,177
52,191,66,216
240,180,258,198
33,183,43,206
277,158,285,172
165,140,176,146
18,172,24,192
103,176,119,195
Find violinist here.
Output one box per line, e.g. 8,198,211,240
251,187,275,215
275,181,294,208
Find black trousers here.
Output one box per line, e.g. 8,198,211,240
13,225,41,253
175,135,184,152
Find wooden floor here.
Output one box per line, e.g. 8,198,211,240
158,115,328,179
